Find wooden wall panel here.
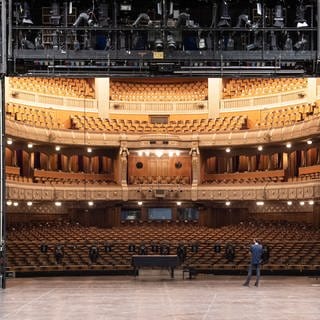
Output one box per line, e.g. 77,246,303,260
128,155,191,180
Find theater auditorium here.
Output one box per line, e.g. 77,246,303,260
1,0,320,319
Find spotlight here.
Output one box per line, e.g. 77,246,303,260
273,4,284,27
287,201,293,206
176,201,182,206
296,0,308,27
27,201,33,206
55,146,61,151
88,201,94,206
138,201,143,206
55,201,62,207
225,147,231,153
299,201,305,206
257,145,263,151
167,34,176,50
286,142,292,149
13,202,19,207
308,200,314,205
199,38,206,50
7,139,13,145
155,38,164,51
225,201,231,206
27,143,33,149
256,201,264,206
6,200,12,206
217,0,231,27
87,147,92,153
307,140,312,145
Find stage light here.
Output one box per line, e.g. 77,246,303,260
176,201,182,206
13,202,19,207
87,147,92,153
27,201,33,206
55,201,62,207
225,201,231,206
155,38,164,51
307,140,312,145
6,200,12,206
167,34,176,50
226,147,231,153
257,145,263,151
199,38,206,50
138,201,143,206
256,201,264,206
217,0,231,27
299,201,305,206
55,146,61,151
308,200,314,205
287,201,292,206
7,139,13,145
27,143,33,149
286,142,292,149
88,201,94,206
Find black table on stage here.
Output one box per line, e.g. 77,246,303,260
131,255,180,278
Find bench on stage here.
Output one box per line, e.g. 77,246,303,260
131,255,180,278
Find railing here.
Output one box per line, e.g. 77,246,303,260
109,100,208,114
9,89,97,112
220,89,307,112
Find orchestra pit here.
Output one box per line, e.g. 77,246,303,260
1,1,320,319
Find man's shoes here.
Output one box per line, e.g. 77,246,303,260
254,282,259,287
243,283,249,287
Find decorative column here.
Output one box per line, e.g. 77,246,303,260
120,147,129,186
190,147,200,186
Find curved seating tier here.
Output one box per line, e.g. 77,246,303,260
110,80,207,102
6,103,63,129
256,103,319,128
10,77,95,99
223,78,308,99
71,114,248,133
203,170,286,184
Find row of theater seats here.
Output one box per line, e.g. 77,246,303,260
203,170,286,185
6,221,320,273
256,103,320,128
129,175,189,185
7,165,320,186
9,77,308,102
6,103,63,129
71,114,248,133
222,78,308,99
7,101,320,133
110,81,208,102
10,77,95,99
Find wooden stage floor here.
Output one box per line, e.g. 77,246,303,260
0,274,320,320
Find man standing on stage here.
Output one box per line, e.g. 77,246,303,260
243,239,263,287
